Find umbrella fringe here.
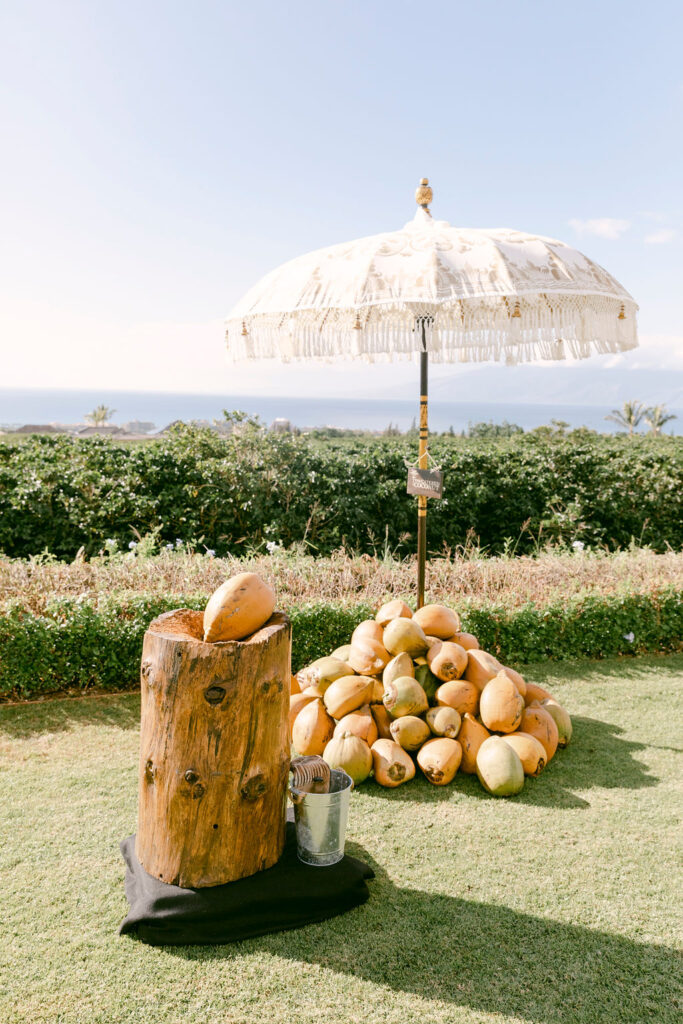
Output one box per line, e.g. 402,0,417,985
225,294,638,364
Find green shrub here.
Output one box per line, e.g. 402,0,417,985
1,590,680,701
0,428,682,559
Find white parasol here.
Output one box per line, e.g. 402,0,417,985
225,180,638,604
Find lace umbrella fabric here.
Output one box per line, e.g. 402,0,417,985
225,204,638,366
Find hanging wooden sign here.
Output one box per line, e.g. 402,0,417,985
406,467,443,499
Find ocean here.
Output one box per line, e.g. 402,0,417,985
1,387,681,435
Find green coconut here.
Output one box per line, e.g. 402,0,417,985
383,676,429,719
323,731,372,786
476,736,525,797
426,705,461,739
541,699,573,747
390,714,431,752
298,656,353,697
383,652,415,687
414,662,441,702
382,618,429,658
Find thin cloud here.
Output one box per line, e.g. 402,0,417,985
644,228,676,244
568,217,631,240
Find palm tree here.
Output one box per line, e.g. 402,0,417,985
644,404,677,437
605,400,647,437
84,404,116,426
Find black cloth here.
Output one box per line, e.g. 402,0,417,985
118,821,374,946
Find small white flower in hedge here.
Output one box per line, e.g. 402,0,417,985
165,543,174,550
205,548,216,558
128,541,137,550
104,538,117,548
175,538,183,548
266,540,282,554
572,540,585,551
623,632,635,643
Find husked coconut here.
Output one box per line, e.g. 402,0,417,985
375,600,413,627
369,678,385,703
347,637,391,675
501,732,546,776
519,704,559,762
292,699,335,757
524,682,554,706
371,739,415,787
500,666,527,698
351,619,385,645
458,713,491,774
370,703,394,739
289,691,317,740
203,572,275,642
427,641,468,682
334,705,378,746
449,631,480,651
426,706,461,739
464,649,503,691
324,675,375,719
390,715,431,752
479,673,524,733
417,737,462,785
413,604,461,639
435,679,479,716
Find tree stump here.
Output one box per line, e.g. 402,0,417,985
135,607,291,888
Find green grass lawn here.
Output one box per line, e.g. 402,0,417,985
1,656,681,1024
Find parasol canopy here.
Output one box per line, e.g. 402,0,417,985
225,180,638,365
224,180,638,607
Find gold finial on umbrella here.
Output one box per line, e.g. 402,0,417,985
415,177,433,214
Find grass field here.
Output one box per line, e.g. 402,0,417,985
1,655,681,1024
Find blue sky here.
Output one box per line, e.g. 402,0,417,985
1,0,682,397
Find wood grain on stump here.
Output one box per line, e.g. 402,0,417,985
135,608,291,888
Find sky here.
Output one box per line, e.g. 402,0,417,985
1,0,682,400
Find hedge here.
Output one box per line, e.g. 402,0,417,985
1,428,682,560
1,589,681,701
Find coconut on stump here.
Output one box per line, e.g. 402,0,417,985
136,607,291,888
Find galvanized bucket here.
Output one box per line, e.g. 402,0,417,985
290,768,353,866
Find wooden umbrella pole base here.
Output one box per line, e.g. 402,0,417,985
135,608,291,888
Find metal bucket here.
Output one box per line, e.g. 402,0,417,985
290,768,353,866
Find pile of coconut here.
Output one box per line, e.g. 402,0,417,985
290,601,572,796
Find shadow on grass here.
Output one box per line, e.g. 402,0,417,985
0,699,658,809
0,692,140,739
361,713,658,809
171,849,679,1024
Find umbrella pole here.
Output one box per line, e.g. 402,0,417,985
417,321,428,609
